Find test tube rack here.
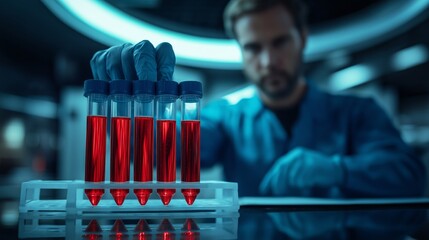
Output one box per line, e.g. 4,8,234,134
19,211,239,240
19,180,239,214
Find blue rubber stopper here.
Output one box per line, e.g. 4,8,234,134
156,80,178,96
83,79,109,97
133,80,156,95
179,81,203,98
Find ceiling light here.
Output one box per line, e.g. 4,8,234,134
391,45,428,71
43,0,429,69
329,64,375,91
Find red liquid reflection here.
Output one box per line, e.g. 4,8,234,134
110,117,131,205
181,120,200,205
83,219,102,240
134,117,154,205
85,116,107,206
134,219,152,240
157,219,175,240
181,218,200,240
156,120,176,205
110,219,128,240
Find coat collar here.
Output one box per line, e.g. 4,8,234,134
248,83,328,145
249,83,326,118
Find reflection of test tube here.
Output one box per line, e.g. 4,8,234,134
83,219,102,240
134,219,152,240
109,80,132,206
181,218,200,240
133,80,155,205
156,81,178,205
179,81,202,205
83,80,109,206
157,219,175,240
110,219,128,239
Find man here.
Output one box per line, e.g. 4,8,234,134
90,0,426,197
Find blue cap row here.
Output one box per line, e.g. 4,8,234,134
84,79,202,97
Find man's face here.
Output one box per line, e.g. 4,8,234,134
235,4,306,100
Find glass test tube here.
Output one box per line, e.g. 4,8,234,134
133,80,155,205
156,81,178,205
179,81,203,205
109,80,132,206
83,79,109,206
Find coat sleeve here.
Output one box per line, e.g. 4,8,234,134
340,98,426,197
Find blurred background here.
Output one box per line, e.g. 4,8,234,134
0,0,428,237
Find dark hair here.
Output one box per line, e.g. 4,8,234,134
224,0,307,39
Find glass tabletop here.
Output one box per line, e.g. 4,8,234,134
17,200,429,239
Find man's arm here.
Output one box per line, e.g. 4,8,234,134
260,97,426,198
341,98,426,197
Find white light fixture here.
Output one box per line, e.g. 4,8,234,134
43,0,429,69
223,85,256,105
391,45,428,71
0,94,57,119
329,64,376,91
4,119,25,149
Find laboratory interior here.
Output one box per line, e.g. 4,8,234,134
1,0,429,239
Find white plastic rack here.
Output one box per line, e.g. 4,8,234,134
19,180,239,214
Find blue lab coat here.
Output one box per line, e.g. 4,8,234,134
200,84,426,197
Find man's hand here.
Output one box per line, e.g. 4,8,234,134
259,147,344,195
89,40,175,81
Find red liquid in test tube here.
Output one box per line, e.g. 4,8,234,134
134,116,154,205
181,120,200,205
155,81,178,205
179,81,203,205
84,116,107,206
157,120,176,205
83,79,109,206
110,117,131,205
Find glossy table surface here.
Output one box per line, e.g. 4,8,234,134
18,197,429,239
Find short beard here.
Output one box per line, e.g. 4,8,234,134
257,58,303,100
258,69,300,100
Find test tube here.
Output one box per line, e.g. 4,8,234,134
83,79,109,206
109,80,132,206
179,81,203,205
133,80,155,205
156,80,178,205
